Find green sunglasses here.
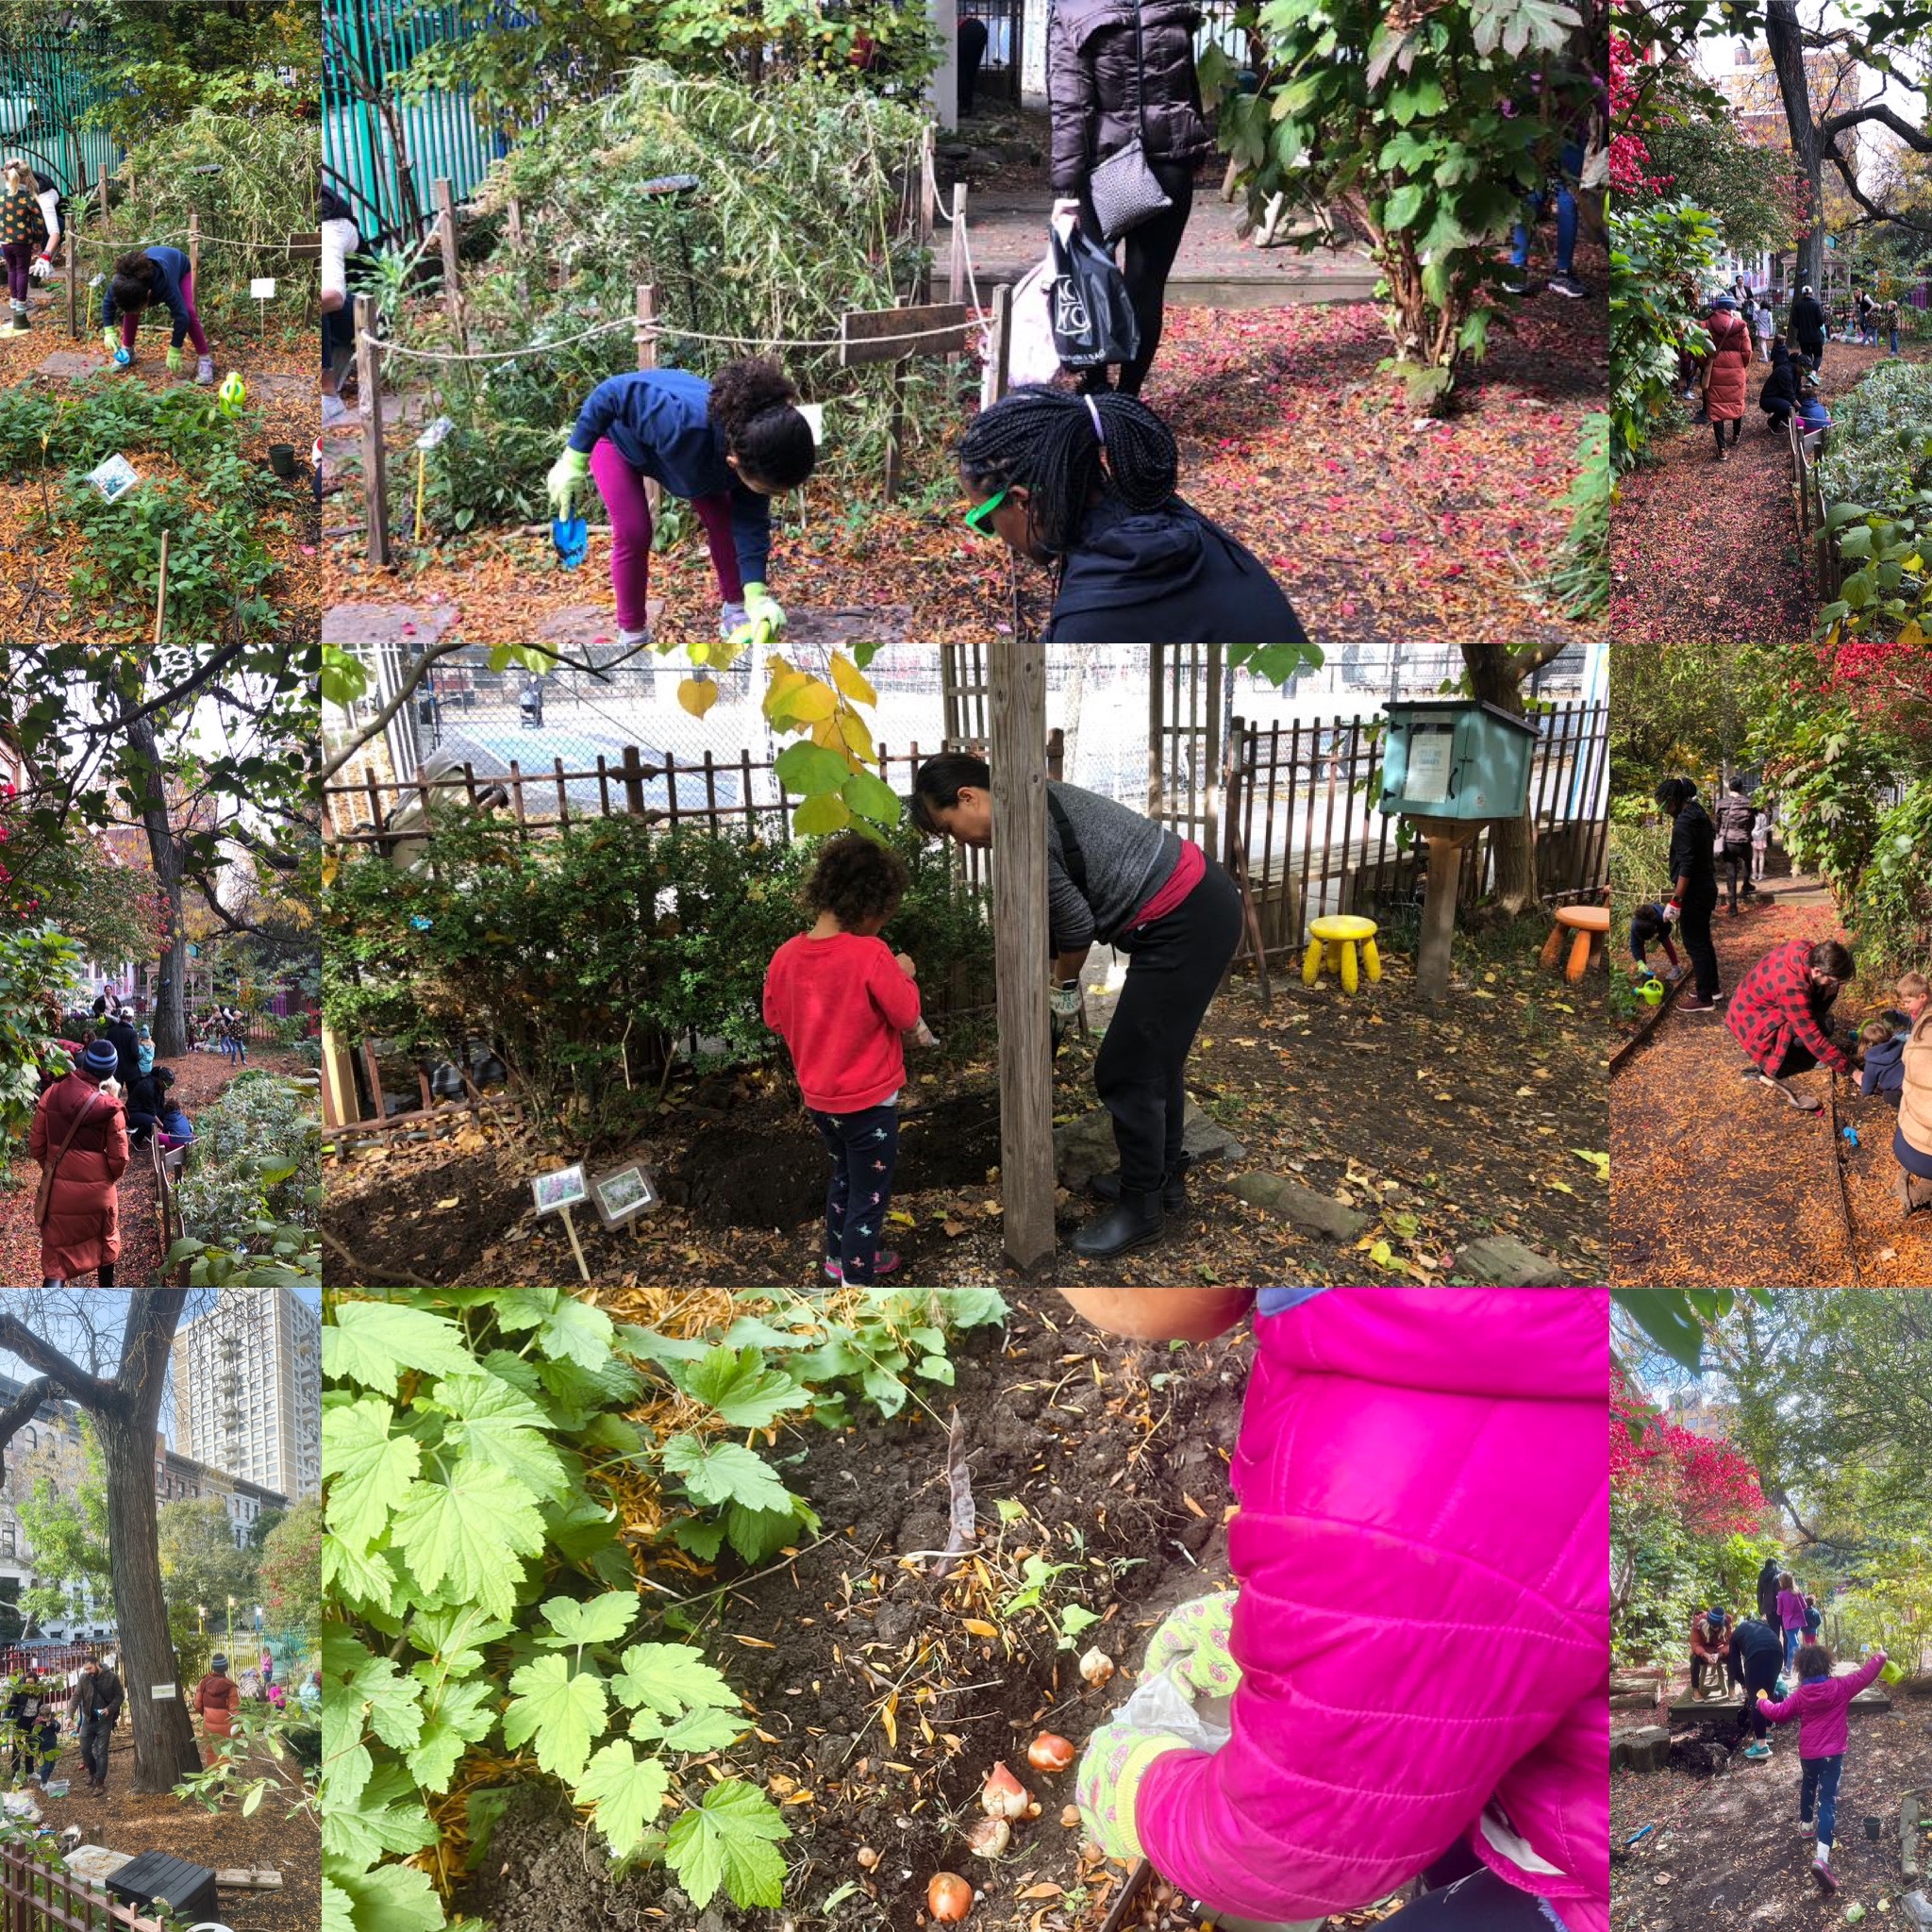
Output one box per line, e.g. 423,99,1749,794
964,487,1009,534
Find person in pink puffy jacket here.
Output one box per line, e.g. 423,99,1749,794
1060,1288,1607,1932
1757,1642,1889,1893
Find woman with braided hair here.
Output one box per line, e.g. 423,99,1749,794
958,386,1305,642
547,358,817,649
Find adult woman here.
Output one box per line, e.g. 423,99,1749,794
28,1037,128,1288
958,387,1305,642
1892,1004,1932,1213
910,752,1242,1258
1701,294,1752,459
1655,777,1720,1011
548,359,815,650
320,182,360,427
100,244,214,383
1047,0,1212,396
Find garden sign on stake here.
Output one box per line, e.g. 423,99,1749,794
531,1162,592,1281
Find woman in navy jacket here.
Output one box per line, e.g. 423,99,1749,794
547,358,816,649
100,244,213,382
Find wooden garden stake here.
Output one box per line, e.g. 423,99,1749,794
355,293,391,566
983,282,1012,409
188,207,199,287
153,529,169,643
558,1204,591,1282
64,129,78,340
433,177,464,346
945,183,967,367
636,284,660,516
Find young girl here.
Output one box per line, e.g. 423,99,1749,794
547,358,816,649
1061,1288,1606,1932
1775,1570,1808,1670
100,244,214,382
762,834,922,1285
136,1024,155,1077
1628,903,1684,983
957,387,1307,644
1757,1642,1889,1892
0,157,60,338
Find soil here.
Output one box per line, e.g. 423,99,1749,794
323,924,1611,1289
451,1291,1421,1932
1608,879,1859,1288
1610,1670,1932,1930
30,1725,319,1932
1609,338,1930,648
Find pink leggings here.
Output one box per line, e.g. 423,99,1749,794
122,269,208,356
590,438,742,634
2,242,31,303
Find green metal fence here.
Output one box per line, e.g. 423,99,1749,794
324,0,512,248
0,25,120,195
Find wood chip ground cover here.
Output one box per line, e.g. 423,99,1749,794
449,1291,1419,1931
323,926,1609,1288
322,254,1603,647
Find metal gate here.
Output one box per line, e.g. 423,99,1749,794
0,27,119,196
958,0,1025,110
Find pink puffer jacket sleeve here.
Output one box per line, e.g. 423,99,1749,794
1135,1290,1608,1932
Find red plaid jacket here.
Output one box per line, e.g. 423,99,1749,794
1725,939,1852,1074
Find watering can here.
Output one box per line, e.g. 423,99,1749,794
1639,974,1665,1006
216,371,247,417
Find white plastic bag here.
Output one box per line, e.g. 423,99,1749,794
1004,252,1063,391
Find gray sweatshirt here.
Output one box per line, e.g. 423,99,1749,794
1046,780,1182,952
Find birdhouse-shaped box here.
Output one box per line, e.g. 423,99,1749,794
1376,698,1537,822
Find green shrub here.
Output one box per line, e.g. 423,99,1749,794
1817,359,1932,521
1550,411,1608,621
1610,200,1721,471
1607,812,1671,918
176,1071,323,1252
0,927,85,1142
1849,777,1932,977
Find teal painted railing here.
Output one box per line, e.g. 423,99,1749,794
0,26,120,196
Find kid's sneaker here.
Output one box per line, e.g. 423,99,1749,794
823,1252,901,1282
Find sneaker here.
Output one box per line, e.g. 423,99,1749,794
1679,994,1721,1012
320,393,349,428
615,625,651,648
824,1251,900,1283
719,601,747,640
1547,273,1588,299
1500,271,1533,298
194,357,215,385
1741,1742,1771,1759
1812,1858,1837,1893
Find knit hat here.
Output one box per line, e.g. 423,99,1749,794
210,1656,229,1672
1710,294,1737,310
81,1039,118,1078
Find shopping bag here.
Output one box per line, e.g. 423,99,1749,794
1006,254,1063,387
1047,222,1139,371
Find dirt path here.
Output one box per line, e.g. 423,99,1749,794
1609,340,1927,647
1609,879,1857,1288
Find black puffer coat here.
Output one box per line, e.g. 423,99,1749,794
1047,0,1214,194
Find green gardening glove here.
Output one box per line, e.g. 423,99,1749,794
1074,1715,1193,1862
166,344,184,373
1142,1591,1241,1696
546,446,590,521
729,580,786,648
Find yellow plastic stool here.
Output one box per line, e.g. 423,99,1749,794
1302,914,1382,994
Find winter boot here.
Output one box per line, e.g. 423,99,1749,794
1089,1152,1192,1213
1071,1191,1165,1260
1895,1167,1932,1216
10,301,27,334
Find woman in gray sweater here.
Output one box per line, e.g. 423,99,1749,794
910,751,1241,1259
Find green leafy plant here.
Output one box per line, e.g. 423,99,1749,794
1550,411,1609,620
0,926,84,1141
324,1287,1008,1926
1610,199,1721,471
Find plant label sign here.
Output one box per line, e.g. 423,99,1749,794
591,1162,658,1230
150,1684,176,1701
531,1164,589,1215
86,454,139,504
249,277,277,299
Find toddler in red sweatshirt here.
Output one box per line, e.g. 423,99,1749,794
763,833,922,1282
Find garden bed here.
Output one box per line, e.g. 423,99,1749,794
450,1289,1409,1932
323,925,1612,1288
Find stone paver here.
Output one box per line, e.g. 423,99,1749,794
1225,1171,1370,1241
1053,1101,1246,1191
323,603,459,646
1457,1232,1572,1287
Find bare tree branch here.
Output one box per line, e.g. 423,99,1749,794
0,1376,58,1463
0,1316,121,1418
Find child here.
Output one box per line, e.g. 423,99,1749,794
762,834,922,1285
136,1024,155,1077
99,244,214,383
1802,1593,1823,1646
1629,902,1685,982
1776,1570,1808,1671
547,359,816,649
1757,1642,1889,1892
1859,1012,1910,1098
0,156,60,338
157,1093,195,1150
1059,1289,1606,1932
1898,971,1929,1024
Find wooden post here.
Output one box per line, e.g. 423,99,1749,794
355,293,391,566
153,529,169,643
916,125,937,303
883,358,906,501
636,284,660,517
991,640,1055,1270
188,207,199,288
64,129,79,340
433,176,462,338
622,743,647,816
982,282,1012,409
946,183,968,369
320,1022,361,1127
1413,818,1478,1001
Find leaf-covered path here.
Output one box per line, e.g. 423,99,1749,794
1610,340,1925,647
1609,880,1857,1288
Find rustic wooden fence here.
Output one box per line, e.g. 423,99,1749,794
0,1845,165,1932
1224,700,1610,968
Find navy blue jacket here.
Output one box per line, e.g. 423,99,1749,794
1045,493,1306,643
566,369,772,586
1861,1032,1907,1098
100,245,199,344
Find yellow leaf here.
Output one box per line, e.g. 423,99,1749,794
688,640,710,666
1018,1884,1064,1900
961,1618,998,1637
732,1635,775,1648
811,718,846,750
881,1693,898,1748
763,666,808,718
786,677,838,724
321,853,340,888
781,1790,815,1806
829,650,878,707
840,708,876,761
677,676,718,719
435,1197,460,1210
1181,1493,1207,1519
887,1208,915,1226
1369,1239,1393,1268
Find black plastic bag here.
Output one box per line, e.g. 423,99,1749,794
1047,223,1140,371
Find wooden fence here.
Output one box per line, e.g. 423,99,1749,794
0,1845,165,1932
1224,700,1610,966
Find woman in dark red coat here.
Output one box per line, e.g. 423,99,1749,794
27,1038,129,1287
1703,295,1754,460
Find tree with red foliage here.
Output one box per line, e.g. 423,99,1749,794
1612,1370,1769,1539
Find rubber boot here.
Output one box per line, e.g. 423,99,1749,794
1072,1190,1165,1259
10,302,27,335
1089,1158,1190,1213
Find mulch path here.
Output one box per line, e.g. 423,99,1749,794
1609,339,1928,647
33,1724,318,1932
323,251,1604,646
0,1044,312,1289
1608,880,1858,1288
325,925,1611,1289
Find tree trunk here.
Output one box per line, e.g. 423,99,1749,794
1460,646,1540,916
1766,0,1825,293
124,711,188,1058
